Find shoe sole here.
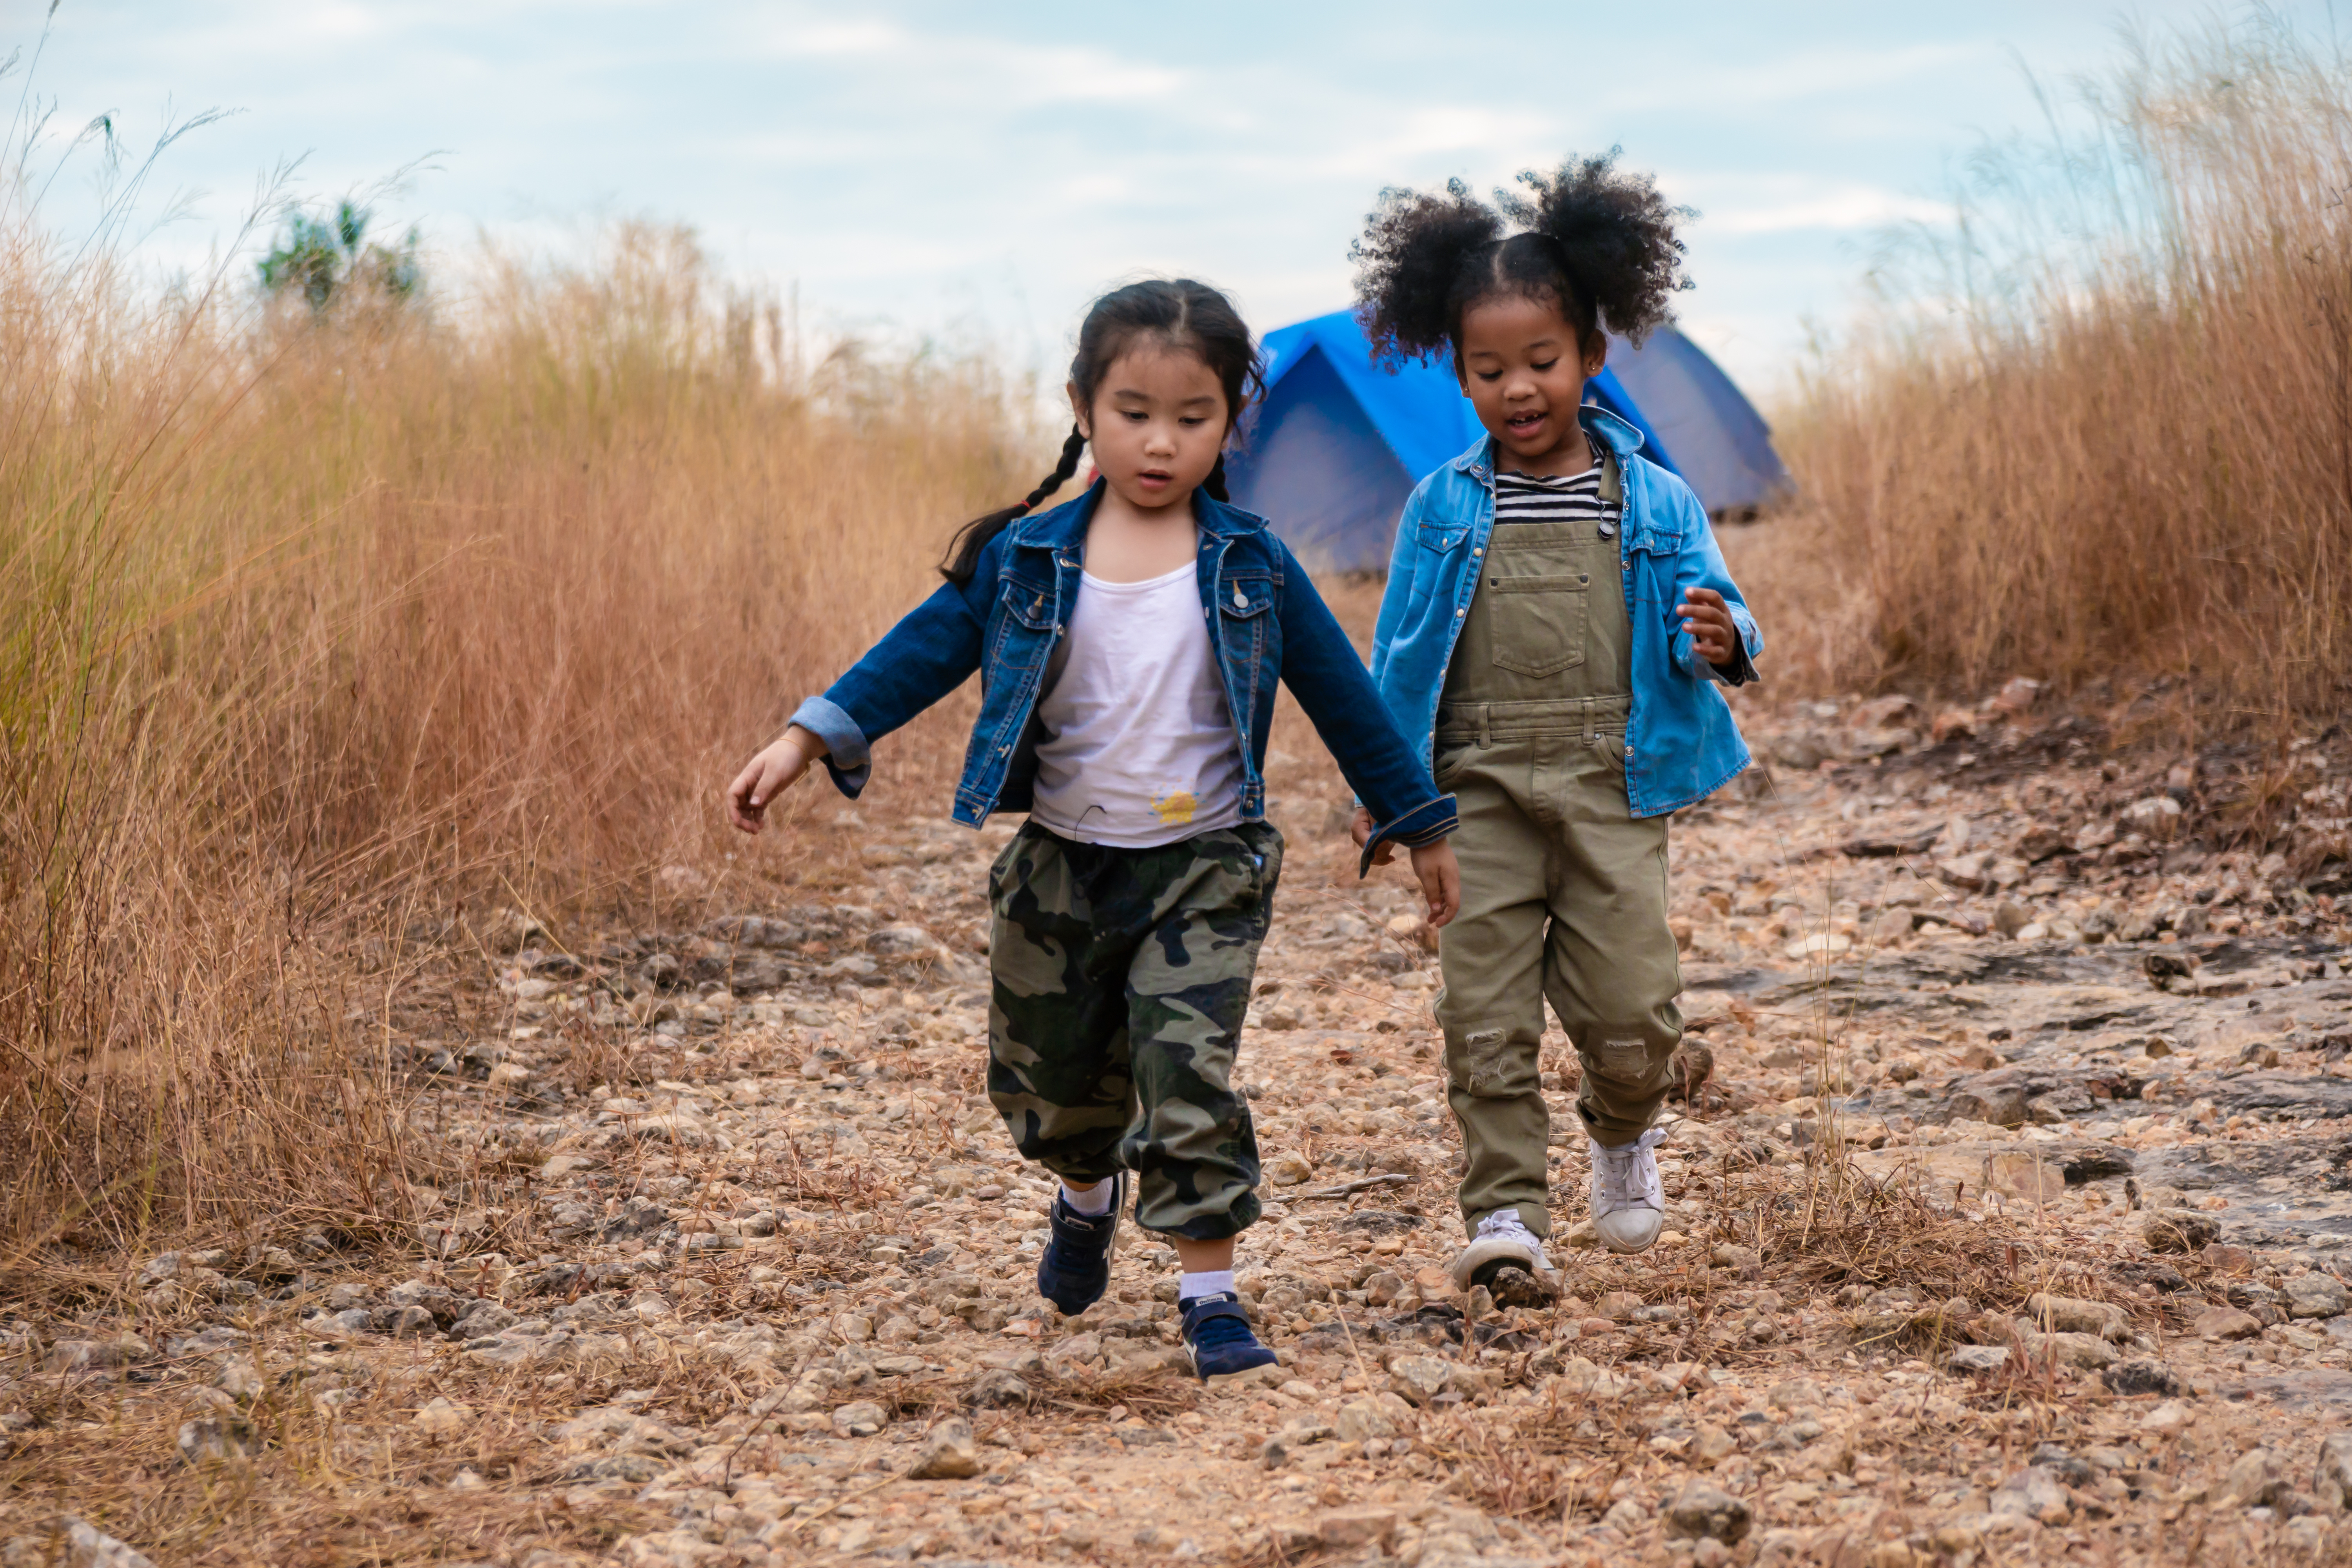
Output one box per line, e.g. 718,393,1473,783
1598,1221,1663,1255
1199,1354,1282,1385
1450,1234,1555,1292
1471,1261,1558,1308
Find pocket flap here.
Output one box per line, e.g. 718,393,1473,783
1218,575,1274,618
999,578,1057,629
1487,573,1592,594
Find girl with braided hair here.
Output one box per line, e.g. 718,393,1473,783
1347,155,1764,1306
727,278,1461,1379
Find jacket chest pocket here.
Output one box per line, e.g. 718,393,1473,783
989,579,1058,675
1416,520,1472,555
1484,572,1589,677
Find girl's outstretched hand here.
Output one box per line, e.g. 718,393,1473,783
1411,840,1462,929
727,726,824,834
1677,588,1741,668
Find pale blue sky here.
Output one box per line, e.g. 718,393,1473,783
9,1,2339,400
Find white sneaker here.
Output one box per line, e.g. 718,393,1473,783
1450,1208,1557,1303
1589,1127,1669,1253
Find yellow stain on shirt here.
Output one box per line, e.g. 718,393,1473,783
1151,791,1198,825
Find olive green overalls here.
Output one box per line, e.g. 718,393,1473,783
1432,452,1684,1240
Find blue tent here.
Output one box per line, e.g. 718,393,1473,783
1225,309,1788,572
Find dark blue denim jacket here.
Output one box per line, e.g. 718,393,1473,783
789,481,1457,873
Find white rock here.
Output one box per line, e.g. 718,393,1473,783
65,1521,157,1568
415,1396,471,1436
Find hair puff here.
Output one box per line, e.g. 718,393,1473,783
1498,153,1690,345
1349,179,1503,368
1350,151,1691,366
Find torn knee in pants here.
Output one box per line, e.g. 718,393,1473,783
1447,1024,1536,1098
1575,1022,1679,1086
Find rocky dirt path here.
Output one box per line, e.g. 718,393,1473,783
9,686,2352,1568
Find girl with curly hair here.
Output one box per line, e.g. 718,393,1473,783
1347,154,1764,1306
727,279,1461,1378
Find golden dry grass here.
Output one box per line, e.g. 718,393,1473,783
15,3,2346,1316
1,211,1044,1271
1759,16,2352,725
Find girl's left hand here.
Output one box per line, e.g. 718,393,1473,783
1348,804,1396,866
1677,588,1741,667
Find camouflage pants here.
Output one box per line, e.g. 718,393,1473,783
986,820,1282,1241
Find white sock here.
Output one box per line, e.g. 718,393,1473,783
1179,1269,1237,1302
1060,1178,1114,1217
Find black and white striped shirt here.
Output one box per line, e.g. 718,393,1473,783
1494,447,1619,534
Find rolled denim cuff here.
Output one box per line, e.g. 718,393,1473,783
1358,794,1458,878
788,695,871,799
1706,640,1759,687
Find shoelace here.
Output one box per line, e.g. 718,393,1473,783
1592,1126,1669,1210
1189,1308,1256,1349
1475,1210,1541,1247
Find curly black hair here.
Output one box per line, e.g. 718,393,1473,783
1351,151,1691,369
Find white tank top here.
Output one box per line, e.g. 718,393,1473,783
1029,563,1244,848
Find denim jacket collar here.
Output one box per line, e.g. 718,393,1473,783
1447,405,1647,484
1004,478,1271,554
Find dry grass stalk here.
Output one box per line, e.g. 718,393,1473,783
1753,17,2352,729
1,186,1044,1274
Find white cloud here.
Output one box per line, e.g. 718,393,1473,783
764,19,903,57
17,0,2340,405
1699,187,1955,236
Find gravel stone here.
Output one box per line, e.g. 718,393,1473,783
908,1417,982,1479
1663,1482,1753,1543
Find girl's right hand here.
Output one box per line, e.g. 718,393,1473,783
727,726,825,834
1349,805,1397,866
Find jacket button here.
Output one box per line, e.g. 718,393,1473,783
1472,548,1483,558
1455,608,1465,618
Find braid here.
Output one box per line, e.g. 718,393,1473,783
1024,426,1087,511
1203,453,1230,504
939,426,1091,585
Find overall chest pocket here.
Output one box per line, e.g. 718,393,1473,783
1484,572,1590,677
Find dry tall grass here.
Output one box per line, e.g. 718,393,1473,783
1769,16,2352,723
1,205,1041,1272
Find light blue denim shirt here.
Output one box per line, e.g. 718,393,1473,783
1367,407,1763,818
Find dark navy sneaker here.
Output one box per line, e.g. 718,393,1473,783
1180,1292,1279,1381
1034,1174,1122,1316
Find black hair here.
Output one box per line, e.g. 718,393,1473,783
940,278,1264,584
1350,151,1691,371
